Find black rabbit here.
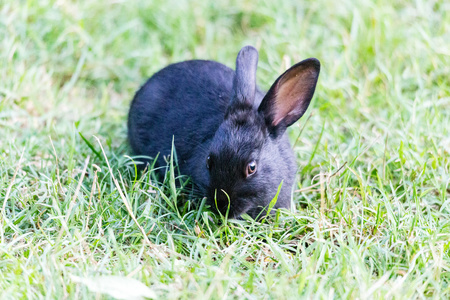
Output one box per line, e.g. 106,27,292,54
128,46,320,219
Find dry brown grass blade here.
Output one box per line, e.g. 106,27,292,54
295,162,347,193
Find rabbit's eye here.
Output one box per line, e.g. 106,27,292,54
206,155,211,169
246,160,257,177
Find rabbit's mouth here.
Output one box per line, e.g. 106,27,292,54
214,201,253,219
207,191,264,219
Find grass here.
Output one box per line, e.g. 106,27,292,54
1,0,450,298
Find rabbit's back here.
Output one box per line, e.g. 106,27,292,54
128,60,234,174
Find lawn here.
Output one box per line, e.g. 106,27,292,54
1,0,449,298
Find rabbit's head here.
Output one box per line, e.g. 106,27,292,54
205,46,320,219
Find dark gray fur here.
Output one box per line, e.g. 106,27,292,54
128,46,320,219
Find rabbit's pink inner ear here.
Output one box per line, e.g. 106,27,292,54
270,59,320,127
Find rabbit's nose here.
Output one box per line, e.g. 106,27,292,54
219,189,231,200
210,188,233,205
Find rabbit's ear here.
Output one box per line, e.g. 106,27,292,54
258,58,320,133
231,46,259,106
